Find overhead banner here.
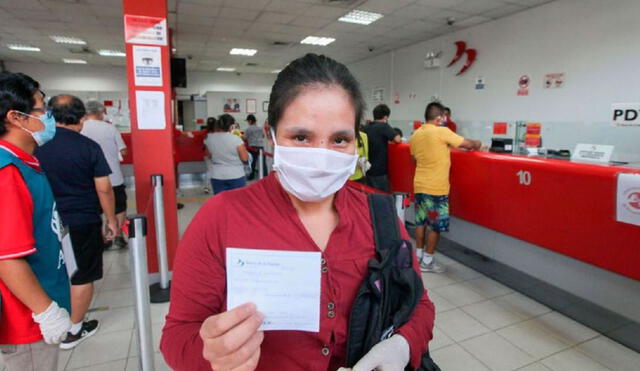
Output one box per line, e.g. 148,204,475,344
612,103,640,127
617,173,640,226
124,15,167,45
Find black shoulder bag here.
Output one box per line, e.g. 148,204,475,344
345,193,440,371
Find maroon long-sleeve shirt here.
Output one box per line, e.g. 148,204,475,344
160,174,435,370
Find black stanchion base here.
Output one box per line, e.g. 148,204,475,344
149,281,171,303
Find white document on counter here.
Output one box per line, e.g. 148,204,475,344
226,248,321,332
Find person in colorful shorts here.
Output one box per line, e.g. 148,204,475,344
409,102,481,273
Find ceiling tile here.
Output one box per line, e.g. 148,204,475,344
290,16,334,29
218,7,260,21
304,5,349,19
265,0,313,15
451,0,508,15
256,12,297,25
223,0,270,11
415,0,467,8
392,4,441,20
177,14,215,26
359,0,414,15
177,3,220,17
482,3,527,18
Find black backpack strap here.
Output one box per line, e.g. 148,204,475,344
368,193,401,253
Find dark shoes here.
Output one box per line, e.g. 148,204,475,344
60,320,100,350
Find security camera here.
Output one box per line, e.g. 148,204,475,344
446,17,456,26
236,72,241,76
187,55,193,60
368,46,374,52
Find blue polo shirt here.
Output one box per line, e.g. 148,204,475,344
35,127,111,227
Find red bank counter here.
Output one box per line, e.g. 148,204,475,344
387,144,640,281
120,131,207,165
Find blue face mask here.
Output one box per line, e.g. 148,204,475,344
18,111,57,146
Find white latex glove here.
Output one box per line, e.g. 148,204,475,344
352,335,410,371
32,301,72,344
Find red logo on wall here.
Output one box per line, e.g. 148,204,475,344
447,41,477,76
627,191,640,212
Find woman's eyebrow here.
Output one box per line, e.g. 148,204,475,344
332,130,355,137
283,127,314,135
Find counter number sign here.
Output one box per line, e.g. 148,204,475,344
517,170,532,186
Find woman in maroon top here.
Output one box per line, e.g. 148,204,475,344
160,54,435,371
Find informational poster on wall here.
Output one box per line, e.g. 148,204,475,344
124,15,167,46
133,46,162,86
611,103,640,127
517,75,529,96
246,99,256,114
372,88,384,103
544,73,565,88
616,173,640,226
135,90,166,130
224,98,240,113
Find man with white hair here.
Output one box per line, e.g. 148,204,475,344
81,100,128,249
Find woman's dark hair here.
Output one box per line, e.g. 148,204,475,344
425,102,444,122
217,113,235,132
49,94,86,125
206,117,217,132
0,72,42,136
268,53,365,134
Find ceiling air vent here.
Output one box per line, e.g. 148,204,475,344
245,62,259,67
321,0,363,7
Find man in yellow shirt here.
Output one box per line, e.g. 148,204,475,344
349,131,369,183
410,102,481,273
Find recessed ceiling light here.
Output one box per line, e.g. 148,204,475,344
339,9,383,25
7,44,41,52
270,69,282,74
300,36,335,46
217,67,236,72
63,58,87,64
98,49,126,57
50,36,87,45
229,48,257,56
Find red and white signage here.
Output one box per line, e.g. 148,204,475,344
124,15,167,46
617,173,640,226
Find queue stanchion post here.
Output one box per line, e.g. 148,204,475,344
150,174,171,303
395,193,405,221
258,149,264,180
127,214,156,371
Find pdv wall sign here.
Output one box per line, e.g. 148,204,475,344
447,41,477,76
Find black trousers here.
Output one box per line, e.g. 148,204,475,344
248,146,266,179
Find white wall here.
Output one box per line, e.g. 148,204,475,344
205,91,270,130
349,0,640,162
5,61,275,130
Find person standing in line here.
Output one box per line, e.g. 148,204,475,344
203,117,217,194
204,114,249,194
244,114,265,180
410,102,481,273
442,107,458,133
349,130,369,184
361,104,401,192
0,72,72,371
81,100,128,249
35,95,117,349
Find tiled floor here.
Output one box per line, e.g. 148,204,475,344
2,187,639,370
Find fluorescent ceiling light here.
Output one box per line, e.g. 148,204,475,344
7,44,41,52
229,48,257,56
339,9,383,25
50,35,86,45
300,36,335,46
217,67,236,72
63,58,87,64
270,69,282,74
98,49,126,57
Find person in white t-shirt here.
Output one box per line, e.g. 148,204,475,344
81,100,128,248
203,114,249,194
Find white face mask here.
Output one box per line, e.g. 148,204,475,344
272,130,358,202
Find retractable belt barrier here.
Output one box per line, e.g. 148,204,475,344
127,215,156,371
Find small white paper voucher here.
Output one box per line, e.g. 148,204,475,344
226,248,321,332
